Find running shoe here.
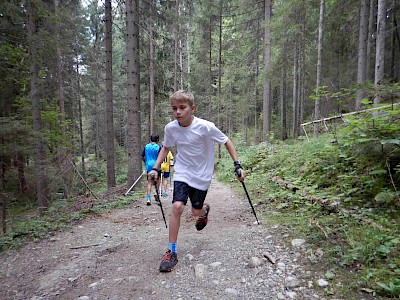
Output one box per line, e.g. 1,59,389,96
159,250,178,272
146,199,151,206
195,203,210,231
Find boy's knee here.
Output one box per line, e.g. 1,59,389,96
172,201,184,215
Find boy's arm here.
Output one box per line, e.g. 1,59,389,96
141,148,145,162
224,139,245,181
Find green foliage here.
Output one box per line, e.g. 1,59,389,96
0,192,139,252
216,106,400,298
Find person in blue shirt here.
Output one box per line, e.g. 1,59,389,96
141,133,161,205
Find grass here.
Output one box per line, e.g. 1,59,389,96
216,125,400,299
0,192,140,252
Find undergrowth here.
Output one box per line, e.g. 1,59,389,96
0,194,138,252
216,104,400,299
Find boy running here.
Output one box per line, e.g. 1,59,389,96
148,90,245,272
160,146,174,197
141,133,161,206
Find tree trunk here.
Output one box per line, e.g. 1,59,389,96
174,0,180,91
262,0,271,141
356,0,370,110
390,0,398,80
149,4,155,135
300,46,305,131
0,193,6,234
218,8,222,159
297,45,303,135
15,153,27,194
54,0,71,198
374,0,387,105
105,0,116,188
280,67,287,140
292,47,299,139
126,0,142,186
27,0,49,214
254,18,260,144
366,0,376,80
313,0,325,138
76,60,86,179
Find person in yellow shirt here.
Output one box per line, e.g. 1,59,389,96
160,147,174,197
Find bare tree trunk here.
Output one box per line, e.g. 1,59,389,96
105,0,116,188
313,0,325,138
15,153,27,194
0,193,6,234
149,7,155,135
54,0,65,125
390,0,398,80
76,60,86,178
54,0,71,197
374,0,387,105
356,0,370,110
217,7,223,158
262,0,271,141
27,0,49,214
280,67,287,140
366,0,376,80
300,46,305,130
208,5,213,122
126,0,142,186
254,19,260,144
292,47,299,139
174,0,180,91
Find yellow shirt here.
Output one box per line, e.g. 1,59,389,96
161,151,174,172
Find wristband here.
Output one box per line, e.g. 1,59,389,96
233,160,242,177
233,160,241,166
152,167,161,173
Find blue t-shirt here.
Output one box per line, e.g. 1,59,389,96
142,143,161,172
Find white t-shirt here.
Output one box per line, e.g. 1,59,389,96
163,116,228,191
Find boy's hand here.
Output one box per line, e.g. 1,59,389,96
149,168,161,180
234,161,245,182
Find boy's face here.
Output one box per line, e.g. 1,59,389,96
171,99,195,127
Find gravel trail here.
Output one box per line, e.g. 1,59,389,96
0,179,328,300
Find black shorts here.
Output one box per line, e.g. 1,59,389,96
173,181,208,210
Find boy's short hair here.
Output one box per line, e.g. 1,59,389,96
170,90,194,106
150,133,159,142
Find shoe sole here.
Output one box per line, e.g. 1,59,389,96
195,220,207,231
159,267,174,272
159,260,178,272
195,204,210,231
146,202,151,206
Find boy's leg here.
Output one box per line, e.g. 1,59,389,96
159,206,182,272
169,201,184,242
162,172,169,196
189,188,209,231
163,178,167,192
159,181,188,272
192,205,207,217
146,179,152,205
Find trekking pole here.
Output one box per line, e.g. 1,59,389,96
236,169,260,225
151,174,168,228
124,170,146,196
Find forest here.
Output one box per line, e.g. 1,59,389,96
1,0,400,297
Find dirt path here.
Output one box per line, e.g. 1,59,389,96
0,179,327,300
